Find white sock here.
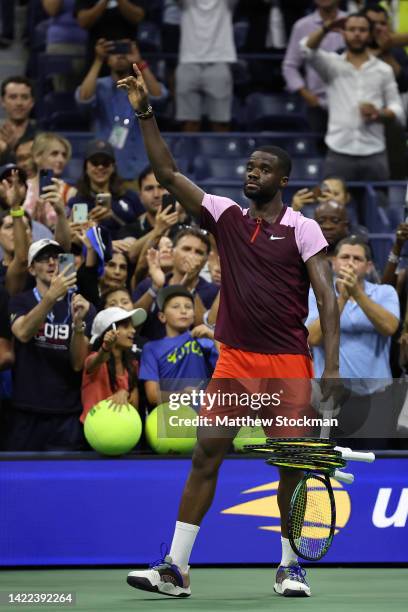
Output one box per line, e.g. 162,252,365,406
280,537,298,566
169,521,200,572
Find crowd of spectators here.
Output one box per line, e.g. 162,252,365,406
0,0,407,452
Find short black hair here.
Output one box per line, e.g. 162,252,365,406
138,164,154,190
254,145,292,177
173,226,211,255
334,235,372,260
344,11,373,32
363,3,388,17
1,75,34,98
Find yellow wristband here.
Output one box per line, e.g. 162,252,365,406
10,207,24,218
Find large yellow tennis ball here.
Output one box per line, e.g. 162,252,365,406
84,400,142,456
233,425,267,451
145,403,197,454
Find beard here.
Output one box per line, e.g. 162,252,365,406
347,41,368,54
244,184,279,204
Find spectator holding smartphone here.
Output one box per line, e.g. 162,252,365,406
116,165,184,263
5,239,95,451
23,133,77,229
74,0,145,69
76,38,167,181
67,139,144,238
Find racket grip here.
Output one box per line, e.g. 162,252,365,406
335,447,376,463
333,469,354,484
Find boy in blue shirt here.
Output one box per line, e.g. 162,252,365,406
140,285,219,406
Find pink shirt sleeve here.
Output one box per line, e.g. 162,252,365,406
202,193,240,222
295,216,328,262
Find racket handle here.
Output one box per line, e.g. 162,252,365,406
333,469,354,484
335,447,376,463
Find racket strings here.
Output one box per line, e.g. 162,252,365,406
291,476,333,559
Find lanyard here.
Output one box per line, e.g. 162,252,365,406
32,287,73,325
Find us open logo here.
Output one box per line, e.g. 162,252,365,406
221,479,351,536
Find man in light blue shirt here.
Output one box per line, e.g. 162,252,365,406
76,38,167,180
306,235,400,440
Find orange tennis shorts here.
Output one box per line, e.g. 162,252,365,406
199,344,314,437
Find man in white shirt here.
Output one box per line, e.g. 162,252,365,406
175,0,237,132
282,0,346,133
302,12,404,180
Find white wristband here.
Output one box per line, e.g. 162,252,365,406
203,310,215,330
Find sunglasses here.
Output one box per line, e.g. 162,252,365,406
88,156,113,168
34,251,60,263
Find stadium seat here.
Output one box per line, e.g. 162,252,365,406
362,186,392,233
38,93,90,131
388,184,406,207
246,93,308,130
137,21,162,52
370,235,394,272
233,21,249,50
193,157,248,181
207,185,249,208
62,158,83,183
290,158,323,181
196,137,247,158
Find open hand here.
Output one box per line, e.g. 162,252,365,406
336,263,358,297
1,169,24,209
107,389,130,410
146,247,166,289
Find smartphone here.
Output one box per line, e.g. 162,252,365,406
109,41,131,55
162,193,177,214
95,193,112,208
58,253,75,276
72,203,88,224
311,186,322,199
39,169,54,193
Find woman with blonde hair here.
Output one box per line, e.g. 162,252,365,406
24,132,77,228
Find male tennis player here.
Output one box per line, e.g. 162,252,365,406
118,66,340,598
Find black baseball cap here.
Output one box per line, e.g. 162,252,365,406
84,139,115,162
157,285,194,311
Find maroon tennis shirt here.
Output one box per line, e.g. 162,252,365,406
201,194,328,355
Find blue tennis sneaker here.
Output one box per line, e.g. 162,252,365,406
274,563,311,597
127,550,191,598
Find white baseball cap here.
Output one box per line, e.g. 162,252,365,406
28,239,63,266
90,307,147,344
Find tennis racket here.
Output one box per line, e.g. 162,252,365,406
288,472,336,561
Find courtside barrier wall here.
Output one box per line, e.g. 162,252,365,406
0,455,407,565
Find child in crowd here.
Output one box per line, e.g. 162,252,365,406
140,285,219,406
80,306,147,422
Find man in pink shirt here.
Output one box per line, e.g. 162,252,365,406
117,66,340,599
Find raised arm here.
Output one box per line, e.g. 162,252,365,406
76,0,108,29
117,0,145,25
42,0,63,17
117,66,204,218
305,252,340,376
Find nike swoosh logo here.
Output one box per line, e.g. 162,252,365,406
269,236,286,240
